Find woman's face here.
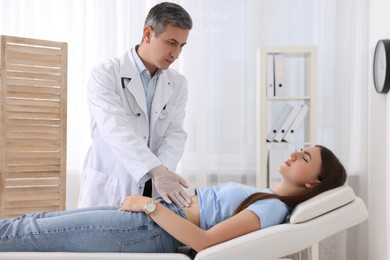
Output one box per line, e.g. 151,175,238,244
278,146,322,188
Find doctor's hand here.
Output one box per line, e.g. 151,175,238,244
149,165,191,208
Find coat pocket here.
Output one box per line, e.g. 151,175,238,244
78,169,119,207
155,104,176,137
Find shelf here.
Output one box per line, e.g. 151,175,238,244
257,46,317,190
266,141,312,146
266,96,311,101
257,43,318,260
261,46,317,54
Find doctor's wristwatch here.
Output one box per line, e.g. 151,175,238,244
144,200,159,215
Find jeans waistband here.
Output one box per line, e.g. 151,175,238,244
155,197,187,220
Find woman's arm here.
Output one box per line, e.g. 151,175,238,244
120,195,260,252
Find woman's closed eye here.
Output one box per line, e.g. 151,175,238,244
300,149,312,163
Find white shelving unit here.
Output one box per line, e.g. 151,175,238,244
257,46,317,189
256,46,318,260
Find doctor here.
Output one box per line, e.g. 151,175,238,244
78,2,193,208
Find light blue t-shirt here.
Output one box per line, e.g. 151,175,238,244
195,182,290,230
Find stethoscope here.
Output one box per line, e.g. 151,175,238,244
121,77,168,120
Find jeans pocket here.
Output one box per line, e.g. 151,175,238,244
119,231,164,253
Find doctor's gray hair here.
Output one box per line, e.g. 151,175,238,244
144,2,192,37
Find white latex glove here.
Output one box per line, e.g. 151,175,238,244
149,165,191,208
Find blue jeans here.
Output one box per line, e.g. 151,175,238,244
0,199,185,252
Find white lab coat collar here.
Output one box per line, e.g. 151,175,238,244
119,51,173,126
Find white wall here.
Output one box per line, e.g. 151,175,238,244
368,0,390,259
66,170,81,210
59,2,390,258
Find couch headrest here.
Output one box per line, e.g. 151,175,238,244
290,185,355,224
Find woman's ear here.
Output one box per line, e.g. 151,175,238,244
305,179,321,189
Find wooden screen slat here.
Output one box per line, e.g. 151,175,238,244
7,63,61,74
6,78,61,87
1,35,67,220
5,186,61,195
6,85,61,95
7,172,61,179
5,199,61,209
6,43,63,56
3,35,64,48
7,165,61,175
7,71,62,81
7,151,61,159
7,98,60,108
7,157,60,165
6,138,61,146
6,52,62,68
7,104,60,114
5,177,61,187
6,145,60,153
6,111,61,120
6,118,61,126
6,92,60,101
6,125,60,134
7,131,61,139
7,200,61,208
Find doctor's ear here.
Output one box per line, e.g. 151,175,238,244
143,26,153,43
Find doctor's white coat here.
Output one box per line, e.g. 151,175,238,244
77,50,188,208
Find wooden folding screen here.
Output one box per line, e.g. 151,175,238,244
0,35,67,219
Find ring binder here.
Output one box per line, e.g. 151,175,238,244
282,104,309,143
266,104,293,142
273,104,301,142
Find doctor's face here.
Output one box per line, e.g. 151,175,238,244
143,24,189,72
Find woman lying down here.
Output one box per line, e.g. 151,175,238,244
0,145,346,253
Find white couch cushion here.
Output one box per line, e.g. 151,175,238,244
290,185,355,224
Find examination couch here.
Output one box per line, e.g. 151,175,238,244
0,185,368,260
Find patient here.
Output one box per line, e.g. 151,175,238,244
0,145,346,253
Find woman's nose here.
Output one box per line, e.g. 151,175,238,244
290,151,302,161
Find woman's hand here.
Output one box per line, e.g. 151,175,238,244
118,195,150,212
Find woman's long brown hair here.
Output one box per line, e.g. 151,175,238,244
233,145,347,215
